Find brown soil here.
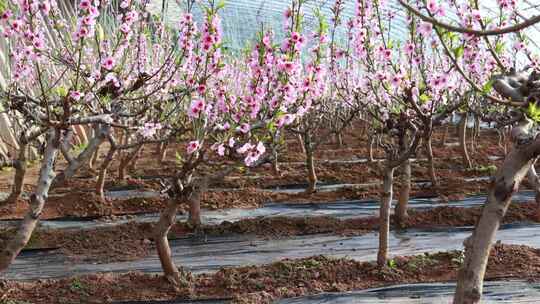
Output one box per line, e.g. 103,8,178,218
0,125,505,221
3,201,537,264
0,192,169,220
0,172,491,220
2,243,540,304
405,202,540,228
210,201,540,238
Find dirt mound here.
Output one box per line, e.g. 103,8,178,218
405,201,539,228
4,243,540,304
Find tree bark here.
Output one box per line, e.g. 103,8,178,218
0,129,59,272
305,147,317,194
395,159,411,228
127,145,143,172
59,129,75,164
368,137,375,162
440,125,449,147
471,115,481,153
459,113,473,169
297,134,306,155
96,146,117,203
526,159,540,220
359,122,367,139
503,128,509,155
155,142,162,158
425,135,438,187
118,144,143,180
497,127,509,155
53,124,110,185
453,119,539,304
335,132,343,148
154,199,183,286
496,129,504,150
272,148,280,175
378,167,395,267
2,143,28,205
187,178,208,228
158,142,169,164
88,145,100,171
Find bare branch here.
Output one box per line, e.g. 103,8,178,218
398,0,540,36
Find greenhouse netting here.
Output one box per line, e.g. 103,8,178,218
147,0,540,53
148,0,410,52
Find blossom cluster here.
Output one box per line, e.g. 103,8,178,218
1,0,535,169
75,0,100,40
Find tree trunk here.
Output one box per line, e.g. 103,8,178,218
335,132,343,148
120,129,128,146
459,113,473,169
88,145,100,171
503,128,509,155
499,128,508,155
127,145,143,172
496,129,504,150
188,196,201,228
158,142,169,164
187,178,208,228
96,146,117,203
118,144,143,180
0,129,59,272
453,119,539,304
297,134,306,155
425,135,438,187
454,112,461,137
471,115,481,153
155,142,162,158
395,159,410,228
154,199,183,286
59,129,75,164
440,125,449,147
378,167,395,267
526,159,540,220
305,147,317,194
272,148,280,175
2,143,28,205
359,123,367,139
368,137,375,162
53,124,110,185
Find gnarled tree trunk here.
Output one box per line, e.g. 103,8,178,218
335,132,343,148
440,125,449,147
154,198,183,286
526,159,540,220
88,145,100,171
54,124,110,185
2,142,28,205
187,179,209,228
118,144,143,180
297,134,306,155
395,159,411,228
302,133,317,193
471,115,481,153
272,147,280,175
378,167,395,267
453,119,539,304
127,145,143,172
0,129,59,272
368,137,375,162
305,147,317,194
96,145,117,202
459,113,472,169
158,142,169,164
425,135,438,187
